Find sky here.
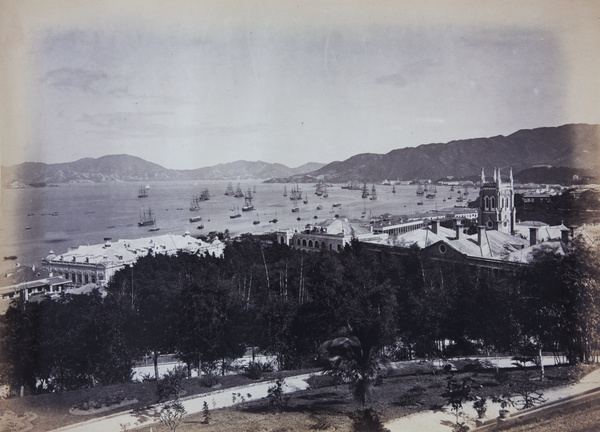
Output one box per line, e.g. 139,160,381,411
1,1,599,170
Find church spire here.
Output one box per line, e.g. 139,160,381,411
509,167,514,188
480,167,485,185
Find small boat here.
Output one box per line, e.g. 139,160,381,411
313,215,318,219
230,206,241,218
332,202,341,207
316,205,323,210
3,255,17,261
392,184,396,193
103,237,112,241
303,194,308,204
297,217,301,221
253,213,260,225
292,207,300,213
190,216,202,223
283,186,288,197
197,224,204,229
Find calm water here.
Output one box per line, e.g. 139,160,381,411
0,180,463,270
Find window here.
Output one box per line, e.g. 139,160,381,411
314,241,319,248
439,244,447,254
490,196,496,208
302,239,307,247
308,240,313,247
484,196,489,210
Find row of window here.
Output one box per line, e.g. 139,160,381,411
296,237,343,251
64,272,103,285
483,195,511,211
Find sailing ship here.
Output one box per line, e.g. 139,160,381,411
341,180,361,190
283,185,288,197
292,200,300,212
456,190,463,202
269,212,278,223
392,184,396,194
253,213,260,225
322,184,329,198
463,185,469,196
224,182,234,196
417,195,424,206
138,184,149,198
369,184,377,200
189,215,202,223
234,183,244,198
190,196,201,211
242,189,254,211
290,184,303,201
362,182,369,199
200,188,211,201
229,206,241,218
138,207,156,227
303,194,308,204
315,182,323,196
416,184,425,195
148,221,160,232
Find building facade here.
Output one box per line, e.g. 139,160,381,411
478,167,516,233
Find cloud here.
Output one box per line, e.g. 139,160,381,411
376,59,437,87
42,68,108,92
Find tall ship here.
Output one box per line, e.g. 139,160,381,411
190,196,201,211
242,189,255,211
392,184,396,194
416,184,425,196
341,180,361,190
322,183,329,198
224,182,234,196
362,182,370,199
137,184,149,198
138,207,156,227
369,184,377,200
234,183,244,198
290,184,303,201
199,187,211,201
283,185,288,197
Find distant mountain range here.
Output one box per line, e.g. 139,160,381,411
2,124,598,187
272,123,600,183
0,156,325,187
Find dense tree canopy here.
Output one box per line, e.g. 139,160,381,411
1,234,599,395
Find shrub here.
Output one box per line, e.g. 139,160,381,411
198,372,220,388
156,366,187,402
159,401,186,432
267,378,287,412
306,373,342,389
244,361,274,380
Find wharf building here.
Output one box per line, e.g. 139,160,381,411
41,233,224,287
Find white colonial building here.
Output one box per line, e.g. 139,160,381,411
41,233,224,287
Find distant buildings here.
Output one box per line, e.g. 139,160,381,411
41,233,224,287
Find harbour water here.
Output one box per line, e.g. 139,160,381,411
0,180,465,272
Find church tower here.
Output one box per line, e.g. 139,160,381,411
478,167,515,234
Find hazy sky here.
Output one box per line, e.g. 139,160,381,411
1,1,599,170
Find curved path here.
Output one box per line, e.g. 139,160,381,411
384,367,600,432
49,374,312,432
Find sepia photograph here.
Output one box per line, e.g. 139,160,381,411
1,0,600,431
